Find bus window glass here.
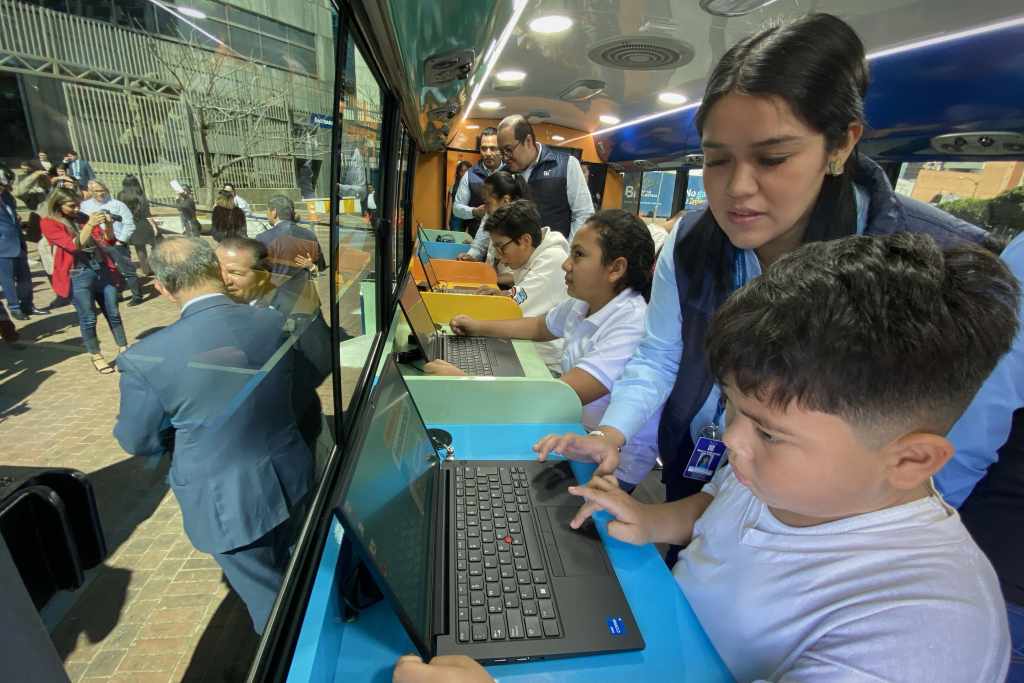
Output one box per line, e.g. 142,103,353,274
620,170,642,215
335,36,383,413
895,161,1024,243
392,129,411,287
0,1,341,676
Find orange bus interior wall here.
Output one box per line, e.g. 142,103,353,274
411,119,623,236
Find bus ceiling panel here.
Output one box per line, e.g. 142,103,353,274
351,0,1024,156
598,7,1024,164
352,0,509,152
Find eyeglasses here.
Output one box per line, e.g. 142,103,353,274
499,140,523,159
493,237,516,253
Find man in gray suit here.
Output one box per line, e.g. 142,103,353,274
113,238,313,633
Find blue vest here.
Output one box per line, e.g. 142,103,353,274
524,145,572,237
463,162,491,237
658,157,991,490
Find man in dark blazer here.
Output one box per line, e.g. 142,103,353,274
256,195,326,279
0,167,42,320
64,150,95,192
113,237,313,633
215,236,332,473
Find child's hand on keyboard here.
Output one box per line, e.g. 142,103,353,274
424,360,466,376
568,474,654,545
449,315,479,336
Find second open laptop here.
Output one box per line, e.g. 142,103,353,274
416,238,482,294
335,355,645,665
397,269,525,377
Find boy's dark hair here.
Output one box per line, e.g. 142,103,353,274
707,233,1020,438
488,199,542,247
583,209,656,301
483,170,529,202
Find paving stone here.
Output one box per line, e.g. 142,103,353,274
117,652,181,673
83,649,128,677
132,637,195,655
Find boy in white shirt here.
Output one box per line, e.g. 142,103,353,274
426,210,662,488
398,233,1015,682
473,200,568,370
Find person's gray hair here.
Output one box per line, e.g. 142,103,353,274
88,178,109,192
267,194,295,221
150,238,223,295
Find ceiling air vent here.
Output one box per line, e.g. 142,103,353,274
588,35,694,71
930,132,1024,155
424,49,475,86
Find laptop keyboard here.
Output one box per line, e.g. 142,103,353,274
453,465,563,643
443,336,494,376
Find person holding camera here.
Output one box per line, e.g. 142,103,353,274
41,187,129,374
83,179,144,306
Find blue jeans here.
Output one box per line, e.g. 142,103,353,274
0,252,34,312
1009,601,1024,682
69,266,127,354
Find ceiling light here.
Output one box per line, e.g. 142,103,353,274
478,100,503,111
599,114,621,125
177,6,207,19
562,100,702,144
495,69,527,82
461,0,530,126
699,0,780,17
466,124,480,130
551,134,565,141
867,15,1024,60
529,15,573,34
658,92,688,105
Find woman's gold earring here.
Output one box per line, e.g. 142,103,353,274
828,158,845,176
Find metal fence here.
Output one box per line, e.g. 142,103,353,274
1,0,334,199
64,83,200,204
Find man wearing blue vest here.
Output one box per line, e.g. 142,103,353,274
451,127,502,237
496,115,593,238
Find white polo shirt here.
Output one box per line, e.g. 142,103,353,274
545,288,662,484
509,227,568,370
675,465,1010,682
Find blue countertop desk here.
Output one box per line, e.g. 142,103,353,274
287,424,731,682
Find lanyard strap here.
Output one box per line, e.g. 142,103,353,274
732,249,748,292
709,250,749,432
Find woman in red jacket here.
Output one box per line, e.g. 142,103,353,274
40,187,128,373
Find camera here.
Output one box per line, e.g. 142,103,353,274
106,213,123,222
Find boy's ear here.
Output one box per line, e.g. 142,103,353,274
882,432,954,491
607,255,628,285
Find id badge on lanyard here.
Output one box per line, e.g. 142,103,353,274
683,250,747,483
683,397,727,482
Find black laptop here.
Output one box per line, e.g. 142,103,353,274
336,356,645,664
416,236,480,294
397,269,525,377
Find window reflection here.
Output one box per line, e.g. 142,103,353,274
334,40,383,415
0,0,340,677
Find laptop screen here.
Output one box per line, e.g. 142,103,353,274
397,269,440,362
416,238,440,289
338,357,440,651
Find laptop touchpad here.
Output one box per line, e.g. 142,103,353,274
543,506,610,577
